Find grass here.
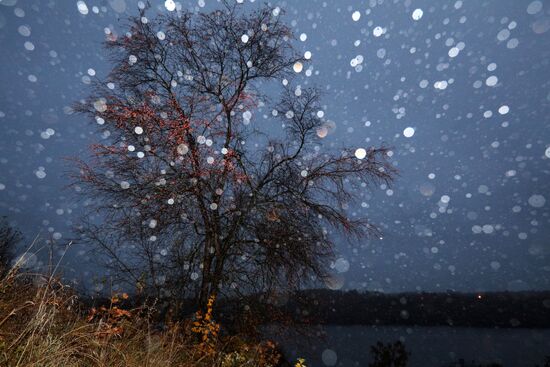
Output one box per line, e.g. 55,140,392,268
0,262,301,367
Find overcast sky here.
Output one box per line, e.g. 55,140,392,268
0,0,549,293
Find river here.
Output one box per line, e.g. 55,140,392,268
269,325,550,367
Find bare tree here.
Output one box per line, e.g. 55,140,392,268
0,217,22,276
73,3,395,311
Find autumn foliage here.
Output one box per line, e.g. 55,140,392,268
191,294,220,354
0,265,304,367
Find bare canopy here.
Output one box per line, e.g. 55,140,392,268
73,3,395,311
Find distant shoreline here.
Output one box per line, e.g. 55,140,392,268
263,289,550,329
291,321,550,330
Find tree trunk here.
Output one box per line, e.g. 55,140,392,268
198,260,211,311
197,237,215,311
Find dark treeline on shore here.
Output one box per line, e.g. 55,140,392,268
275,289,550,329
80,288,550,330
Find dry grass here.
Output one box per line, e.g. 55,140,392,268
0,263,292,367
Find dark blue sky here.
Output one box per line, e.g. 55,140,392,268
0,0,549,292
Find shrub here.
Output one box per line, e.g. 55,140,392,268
0,267,292,367
369,340,410,367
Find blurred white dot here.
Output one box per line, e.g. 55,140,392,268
334,258,350,273
355,148,367,159
316,126,328,138
352,11,361,21
373,26,385,37
412,8,423,21
165,0,176,11
507,38,519,49
498,105,509,115
403,127,415,138
486,75,498,87
35,169,46,179
497,29,510,41
18,25,30,37
448,47,459,58
527,1,543,15
177,144,189,155
94,99,107,112
77,1,89,15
